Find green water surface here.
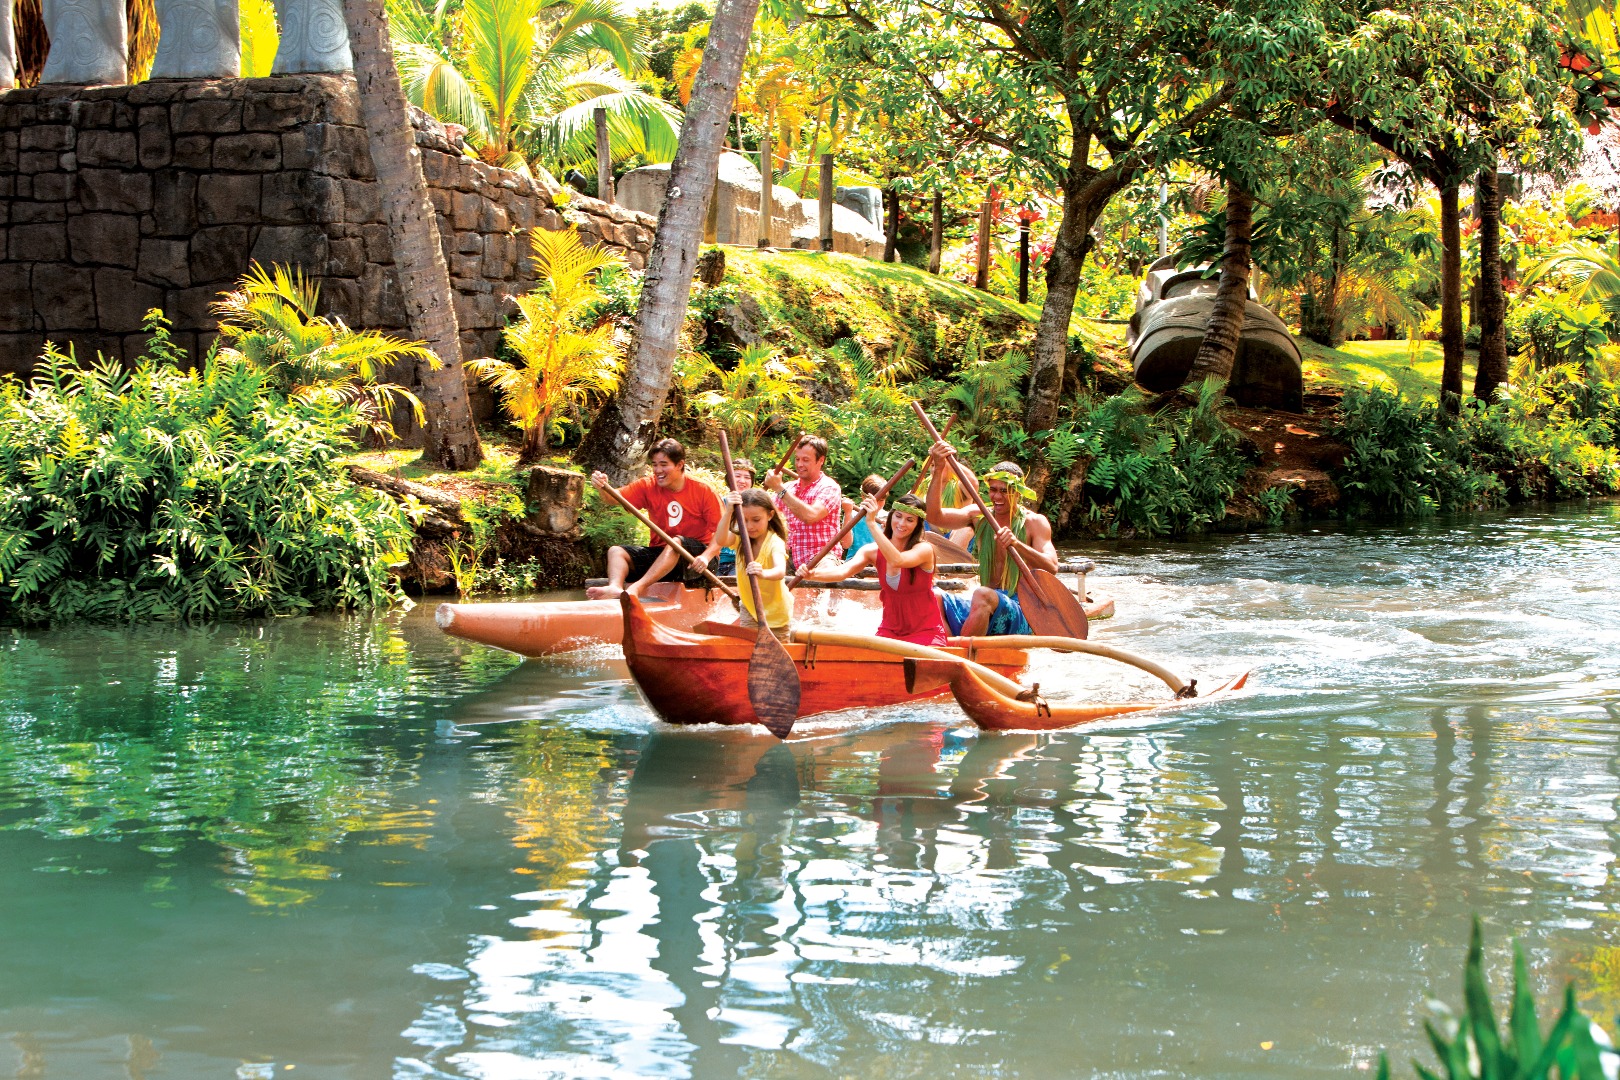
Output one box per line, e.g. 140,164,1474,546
3,503,1619,1078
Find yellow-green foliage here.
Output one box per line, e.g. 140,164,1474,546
239,0,280,77
721,249,1038,376
212,263,436,446
469,230,623,461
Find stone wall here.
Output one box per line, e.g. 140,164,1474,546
0,73,656,400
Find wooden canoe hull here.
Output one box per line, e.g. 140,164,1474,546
436,582,728,657
620,594,1028,729
439,582,1113,660
908,657,1250,731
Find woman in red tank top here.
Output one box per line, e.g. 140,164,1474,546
798,493,950,646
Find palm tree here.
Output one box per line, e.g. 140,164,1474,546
388,0,679,176
573,0,763,481
466,230,623,462
1522,240,1620,315
342,0,485,469
212,264,437,445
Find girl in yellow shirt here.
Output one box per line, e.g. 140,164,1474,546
716,488,792,638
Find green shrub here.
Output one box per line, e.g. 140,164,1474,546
0,317,417,623
1333,386,1505,517
1376,919,1616,1080
1066,378,1252,536
1333,383,1619,517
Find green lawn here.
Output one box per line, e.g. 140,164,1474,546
1301,339,1477,400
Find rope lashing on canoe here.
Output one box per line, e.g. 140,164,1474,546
1176,679,1199,699
1014,684,1051,716
803,643,818,669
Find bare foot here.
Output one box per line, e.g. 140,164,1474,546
586,585,624,600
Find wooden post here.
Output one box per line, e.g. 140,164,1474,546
1018,218,1030,303
819,152,834,252
594,107,613,203
928,192,942,274
758,114,772,249
883,188,898,263
974,197,991,291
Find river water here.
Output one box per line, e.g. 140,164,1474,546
3,503,1619,1079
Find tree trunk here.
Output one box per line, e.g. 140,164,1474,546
1187,180,1254,386
1438,180,1465,416
573,0,762,482
1023,183,1106,439
342,0,483,469
883,187,899,263
1472,169,1508,402
928,192,942,274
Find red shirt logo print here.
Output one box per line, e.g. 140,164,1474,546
667,501,684,529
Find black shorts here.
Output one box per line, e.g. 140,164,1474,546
625,538,707,583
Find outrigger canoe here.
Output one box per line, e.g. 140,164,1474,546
439,579,1113,659
620,593,1029,728
904,657,1250,731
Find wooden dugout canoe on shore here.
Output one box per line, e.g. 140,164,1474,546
439,581,1114,659
620,593,1029,729
904,657,1251,731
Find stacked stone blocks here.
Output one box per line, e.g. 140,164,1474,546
0,73,656,385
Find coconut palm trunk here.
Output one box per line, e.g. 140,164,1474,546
574,0,763,481
1186,179,1254,387
342,0,484,469
1472,169,1509,403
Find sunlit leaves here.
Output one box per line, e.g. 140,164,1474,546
0,315,418,624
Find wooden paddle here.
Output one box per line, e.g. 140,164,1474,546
910,413,956,496
719,431,801,739
785,458,916,588
911,402,1089,640
920,530,974,562
595,482,740,602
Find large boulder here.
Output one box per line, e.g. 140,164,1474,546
618,153,883,257
526,465,585,536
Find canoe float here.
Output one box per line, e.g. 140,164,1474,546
436,581,728,658
620,593,1029,728
439,578,1113,658
904,656,1250,731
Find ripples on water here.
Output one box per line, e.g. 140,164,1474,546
2,504,1619,1079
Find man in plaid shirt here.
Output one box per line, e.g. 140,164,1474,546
763,435,842,569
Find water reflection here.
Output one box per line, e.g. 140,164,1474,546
4,505,1620,1077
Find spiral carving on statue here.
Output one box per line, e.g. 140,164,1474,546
151,0,240,78
270,0,350,73
40,0,129,84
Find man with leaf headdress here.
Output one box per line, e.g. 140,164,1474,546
923,450,1057,637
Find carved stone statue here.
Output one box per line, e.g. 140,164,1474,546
40,0,129,85
1,0,17,89
150,0,240,78
270,0,351,73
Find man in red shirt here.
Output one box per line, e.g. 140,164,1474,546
587,439,722,599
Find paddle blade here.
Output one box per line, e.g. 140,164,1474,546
748,629,802,739
1019,570,1090,640
922,531,974,562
